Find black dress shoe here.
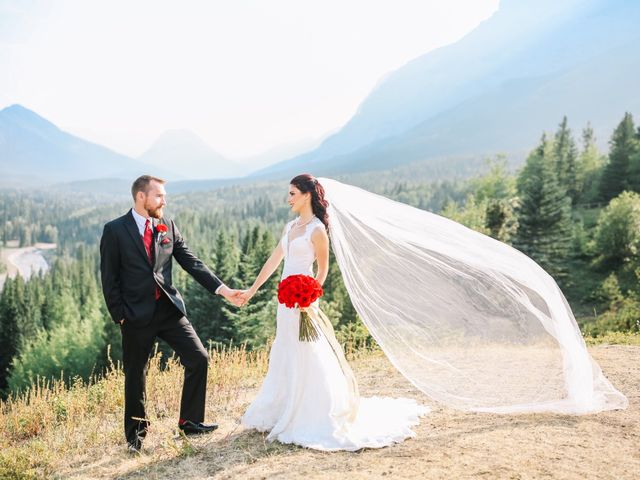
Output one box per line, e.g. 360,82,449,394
178,420,219,435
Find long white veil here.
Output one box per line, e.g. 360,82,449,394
319,177,628,414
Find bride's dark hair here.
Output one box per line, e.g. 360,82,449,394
290,174,329,232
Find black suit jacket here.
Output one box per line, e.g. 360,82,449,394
100,209,223,326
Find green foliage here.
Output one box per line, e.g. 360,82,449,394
442,195,490,234
0,277,21,393
440,157,519,243
578,124,606,204
514,133,573,279
569,220,590,258
469,156,517,202
225,226,280,348
583,330,640,345
553,116,581,205
187,230,241,345
0,246,112,397
599,112,639,201
8,318,103,393
581,272,640,336
592,191,640,266
7,258,106,394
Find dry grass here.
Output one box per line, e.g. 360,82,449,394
0,344,269,480
1,341,638,480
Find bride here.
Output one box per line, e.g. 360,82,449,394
238,174,427,451
237,173,627,451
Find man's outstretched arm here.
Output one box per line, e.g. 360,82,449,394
171,220,243,306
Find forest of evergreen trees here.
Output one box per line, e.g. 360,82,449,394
1,111,640,398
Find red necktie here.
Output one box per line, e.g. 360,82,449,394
143,220,161,300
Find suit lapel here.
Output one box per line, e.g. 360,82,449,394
124,209,153,268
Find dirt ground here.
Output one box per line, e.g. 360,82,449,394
67,345,639,479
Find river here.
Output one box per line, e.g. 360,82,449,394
0,243,57,290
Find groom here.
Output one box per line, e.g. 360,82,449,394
100,175,243,452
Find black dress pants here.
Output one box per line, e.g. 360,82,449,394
120,294,209,445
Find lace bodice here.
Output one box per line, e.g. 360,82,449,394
280,216,324,279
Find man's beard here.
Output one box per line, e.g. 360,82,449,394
145,203,163,219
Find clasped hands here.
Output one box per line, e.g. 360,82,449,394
217,285,255,308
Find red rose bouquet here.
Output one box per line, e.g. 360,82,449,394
277,274,323,341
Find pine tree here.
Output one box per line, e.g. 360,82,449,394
600,112,637,201
553,116,580,205
43,261,81,330
465,157,519,242
187,229,241,346
514,134,573,280
225,226,279,348
577,123,606,204
0,277,20,394
627,123,640,193
40,278,57,332
18,276,44,340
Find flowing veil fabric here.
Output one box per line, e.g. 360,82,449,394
318,177,628,414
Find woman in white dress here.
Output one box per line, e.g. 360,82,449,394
238,174,427,451
237,173,627,450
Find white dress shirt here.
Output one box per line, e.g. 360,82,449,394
131,207,151,236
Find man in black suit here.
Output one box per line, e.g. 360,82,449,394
100,175,243,452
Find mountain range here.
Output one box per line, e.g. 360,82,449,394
252,0,640,179
1,0,639,187
0,105,302,185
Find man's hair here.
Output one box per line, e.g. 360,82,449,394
131,175,166,200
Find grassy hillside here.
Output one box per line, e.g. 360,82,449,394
1,335,638,479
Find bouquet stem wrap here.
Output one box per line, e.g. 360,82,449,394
299,309,320,341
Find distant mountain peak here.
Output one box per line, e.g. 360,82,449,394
2,103,27,113
2,103,43,118
150,129,214,149
139,129,243,179
141,129,225,158
0,104,60,132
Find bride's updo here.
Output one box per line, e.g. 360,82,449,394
290,174,330,232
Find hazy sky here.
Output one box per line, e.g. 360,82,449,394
0,0,499,159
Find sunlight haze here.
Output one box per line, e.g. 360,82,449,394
0,0,499,159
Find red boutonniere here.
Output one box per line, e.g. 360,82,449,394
155,224,168,237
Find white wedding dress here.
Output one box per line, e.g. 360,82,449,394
241,216,428,451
